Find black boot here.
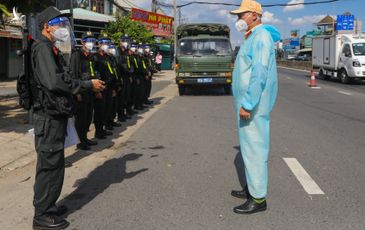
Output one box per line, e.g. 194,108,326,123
77,142,91,150
103,129,113,136
112,121,122,127
105,124,114,131
94,132,106,140
33,214,70,230
85,139,98,146
118,116,126,122
233,197,267,214
231,186,250,199
144,100,153,105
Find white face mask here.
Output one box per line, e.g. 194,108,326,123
52,27,70,42
130,47,136,52
109,49,116,56
85,42,94,51
235,19,248,33
145,48,150,53
138,48,143,54
101,44,109,52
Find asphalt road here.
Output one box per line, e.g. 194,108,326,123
61,68,365,230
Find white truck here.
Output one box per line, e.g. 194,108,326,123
312,34,365,83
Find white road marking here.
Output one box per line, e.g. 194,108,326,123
283,158,325,195
338,90,352,96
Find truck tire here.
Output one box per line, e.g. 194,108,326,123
319,69,330,80
178,85,186,96
340,69,351,84
224,85,231,95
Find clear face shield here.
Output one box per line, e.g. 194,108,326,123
48,16,75,55
108,45,116,56
83,37,97,53
99,39,111,53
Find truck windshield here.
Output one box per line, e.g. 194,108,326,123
178,39,232,56
352,43,365,56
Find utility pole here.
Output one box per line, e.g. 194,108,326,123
152,0,157,13
70,0,74,28
173,0,177,60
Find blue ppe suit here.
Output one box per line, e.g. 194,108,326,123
232,24,280,199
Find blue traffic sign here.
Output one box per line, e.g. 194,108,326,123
336,15,355,31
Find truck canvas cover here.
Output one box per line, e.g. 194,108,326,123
177,24,230,40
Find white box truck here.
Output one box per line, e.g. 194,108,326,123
312,34,365,83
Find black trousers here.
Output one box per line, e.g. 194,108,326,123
134,76,144,107
74,93,94,142
145,73,152,101
33,112,67,217
94,92,106,134
117,83,126,117
125,76,133,111
104,87,114,126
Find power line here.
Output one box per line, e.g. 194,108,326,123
156,0,341,8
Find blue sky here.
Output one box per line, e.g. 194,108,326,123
135,0,365,47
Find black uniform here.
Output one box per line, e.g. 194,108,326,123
31,35,93,217
70,49,97,145
108,54,122,125
135,54,148,109
143,53,153,103
116,47,133,119
94,52,117,133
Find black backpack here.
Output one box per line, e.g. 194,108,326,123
16,37,35,110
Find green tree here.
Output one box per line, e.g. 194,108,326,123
103,15,155,45
0,3,11,28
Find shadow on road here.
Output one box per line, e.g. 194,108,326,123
60,153,148,218
233,146,247,190
0,100,31,134
65,97,164,165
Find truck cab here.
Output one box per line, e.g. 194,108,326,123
338,35,365,83
175,24,233,95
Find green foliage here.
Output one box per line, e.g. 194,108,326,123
3,0,55,15
0,4,11,17
103,15,155,45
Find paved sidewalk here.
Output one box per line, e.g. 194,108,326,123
0,71,175,177
0,80,17,99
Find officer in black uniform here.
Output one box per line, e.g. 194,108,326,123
116,35,132,122
107,43,122,128
143,45,154,105
128,43,140,114
70,31,98,150
31,7,104,230
93,34,115,138
135,44,147,110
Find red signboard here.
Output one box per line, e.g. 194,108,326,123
131,8,173,37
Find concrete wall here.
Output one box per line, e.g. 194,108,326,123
277,60,313,71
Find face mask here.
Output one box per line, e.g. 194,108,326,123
235,19,248,33
138,48,143,54
85,42,94,51
52,27,70,42
145,48,150,53
130,47,136,52
101,44,109,52
121,42,128,48
109,49,116,56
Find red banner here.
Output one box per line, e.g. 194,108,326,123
131,8,173,37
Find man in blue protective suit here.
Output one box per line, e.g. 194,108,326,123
229,0,281,214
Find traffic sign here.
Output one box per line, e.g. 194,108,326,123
336,15,355,31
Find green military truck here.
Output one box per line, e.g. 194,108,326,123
175,23,234,95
